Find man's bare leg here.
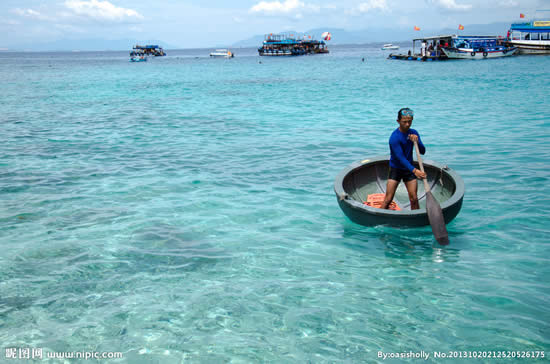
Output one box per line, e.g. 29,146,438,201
380,179,399,209
404,179,419,210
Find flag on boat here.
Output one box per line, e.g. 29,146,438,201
520,13,525,18
458,24,464,30
414,26,421,31
322,32,332,41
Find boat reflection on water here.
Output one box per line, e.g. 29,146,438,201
130,55,147,62
339,224,462,263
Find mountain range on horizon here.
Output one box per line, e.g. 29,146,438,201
2,22,512,52
0,38,180,52
231,22,512,48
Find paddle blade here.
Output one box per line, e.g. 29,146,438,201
425,192,449,245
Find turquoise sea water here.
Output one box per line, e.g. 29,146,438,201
1,46,549,363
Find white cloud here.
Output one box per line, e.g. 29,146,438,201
64,0,144,21
357,0,389,13
429,0,472,11
498,0,518,7
12,8,51,20
249,0,320,16
13,8,40,17
1,18,21,25
53,23,86,33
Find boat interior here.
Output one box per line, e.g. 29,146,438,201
342,160,456,211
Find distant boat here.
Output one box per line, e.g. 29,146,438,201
258,33,329,56
210,49,234,58
506,19,550,54
130,44,164,62
381,44,399,50
132,45,166,56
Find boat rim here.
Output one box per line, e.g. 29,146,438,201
333,155,465,216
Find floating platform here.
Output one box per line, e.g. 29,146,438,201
388,54,446,61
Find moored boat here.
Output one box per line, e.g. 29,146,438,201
388,35,449,61
131,44,166,56
389,34,517,61
334,156,464,227
258,33,329,56
506,19,550,54
442,36,517,59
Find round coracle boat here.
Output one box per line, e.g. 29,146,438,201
334,156,464,227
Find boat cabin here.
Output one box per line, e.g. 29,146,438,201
509,21,550,41
131,45,166,57
506,20,550,54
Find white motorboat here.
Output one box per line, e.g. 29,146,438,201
210,49,234,58
381,44,399,50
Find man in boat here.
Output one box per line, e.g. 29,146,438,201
380,108,427,210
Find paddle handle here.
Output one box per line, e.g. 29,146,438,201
413,141,430,193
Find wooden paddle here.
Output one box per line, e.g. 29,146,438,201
414,141,449,245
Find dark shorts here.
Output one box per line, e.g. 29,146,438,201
388,167,416,183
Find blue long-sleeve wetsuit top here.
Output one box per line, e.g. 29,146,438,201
389,127,425,172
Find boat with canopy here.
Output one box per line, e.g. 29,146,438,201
506,17,550,54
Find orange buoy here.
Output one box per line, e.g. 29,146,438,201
363,193,401,211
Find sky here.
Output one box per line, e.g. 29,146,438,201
0,0,547,48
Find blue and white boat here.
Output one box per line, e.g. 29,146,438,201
129,44,165,62
507,19,550,54
441,35,517,59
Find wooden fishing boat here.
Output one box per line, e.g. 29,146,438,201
441,36,518,59
334,156,464,227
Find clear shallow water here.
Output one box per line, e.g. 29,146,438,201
1,46,549,362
